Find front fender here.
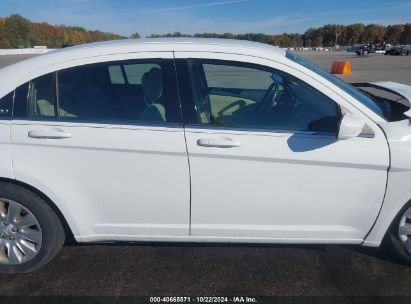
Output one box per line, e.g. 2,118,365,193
364,120,411,246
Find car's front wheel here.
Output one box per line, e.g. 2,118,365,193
383,201,411,266
0,183,65,273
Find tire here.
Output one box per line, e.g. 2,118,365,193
0,182,65,273
382,200,411,266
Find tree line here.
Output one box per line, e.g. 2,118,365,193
148,23,411,47
0,14,410,49
0,14,125,48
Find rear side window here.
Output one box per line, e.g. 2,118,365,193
26,59,180,125
108,63,161,85
0,91,13,119
124,63,159,84
108,66,125,84
29,73,56,117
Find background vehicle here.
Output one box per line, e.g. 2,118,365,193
356,43,376,55
385,45,410,56
356,43,387,55
0,38,411,273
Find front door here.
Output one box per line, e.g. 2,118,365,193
177,55,389,242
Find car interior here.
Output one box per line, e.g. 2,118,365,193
29,61,167,124
188,60,341,133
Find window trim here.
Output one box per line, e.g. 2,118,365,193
184,123,339,138
11,116,184,130
0,91,14,120
12,82,29,118
53,71,59,117
175,59,198,125
177,58,342,136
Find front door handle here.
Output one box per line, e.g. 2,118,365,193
28,129,71,139
197,138,242,148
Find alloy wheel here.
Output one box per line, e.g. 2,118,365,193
398,206,411,255
0,199,42,265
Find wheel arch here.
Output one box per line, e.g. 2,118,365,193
383,198,411,239
364,192,411,247
0,177,75,242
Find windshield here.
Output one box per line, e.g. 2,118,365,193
285,51,385,119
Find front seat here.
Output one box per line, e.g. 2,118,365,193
139,67,166,123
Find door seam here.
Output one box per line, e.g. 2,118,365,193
172,51,193,236
362,125,391,243
183,127,192,236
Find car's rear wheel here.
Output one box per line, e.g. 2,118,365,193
0,183,65,273
383,201,411,266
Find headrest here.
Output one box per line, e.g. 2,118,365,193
142,67,163,105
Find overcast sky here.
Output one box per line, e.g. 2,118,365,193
1,0,411,36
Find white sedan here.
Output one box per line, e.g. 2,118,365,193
0,38,411,273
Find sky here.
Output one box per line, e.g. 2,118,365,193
1,0,411,36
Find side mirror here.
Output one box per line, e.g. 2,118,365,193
337,113,366,140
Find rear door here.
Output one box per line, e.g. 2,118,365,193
11,53,191,240
175,52,389,243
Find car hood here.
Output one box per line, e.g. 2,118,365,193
370,81,411,117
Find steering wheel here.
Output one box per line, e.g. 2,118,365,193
217,99,246,117
255,81,280,113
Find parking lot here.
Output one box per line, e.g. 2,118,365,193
0,52,411,299
297,51,411,84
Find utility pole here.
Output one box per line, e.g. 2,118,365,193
335,25,341,50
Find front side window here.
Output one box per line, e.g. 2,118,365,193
28,59,175,124
187,59,340,134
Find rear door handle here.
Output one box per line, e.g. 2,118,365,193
197,138,242,148
28,130,71,139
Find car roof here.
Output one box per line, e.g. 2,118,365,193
64,37,285,54
0,38,286,98
54,38,286,63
